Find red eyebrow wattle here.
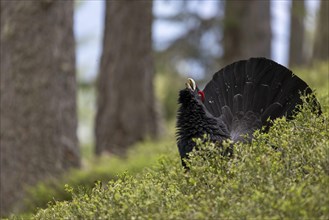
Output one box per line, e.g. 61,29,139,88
198,90,205,102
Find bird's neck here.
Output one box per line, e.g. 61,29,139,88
176,101,228,143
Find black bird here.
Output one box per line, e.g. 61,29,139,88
176,57,320,168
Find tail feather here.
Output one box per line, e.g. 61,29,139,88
233,94,243,113
282,94,303,119
223,66,235,109
233,61,246,95
206,72,229,117
204,81,222,117
253,84,270,114
267,69,292,104
202,57,317,140
261,102,283,123
216,72,229,107
221,106,233,131
242,82,254,111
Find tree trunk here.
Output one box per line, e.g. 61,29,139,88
0,0,79,216
289,0,306,67
313,0,329,61
223,0,271,65
95,0,159,156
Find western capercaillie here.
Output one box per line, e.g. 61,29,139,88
176,57,321,168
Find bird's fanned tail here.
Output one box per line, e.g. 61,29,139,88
202,57,318,142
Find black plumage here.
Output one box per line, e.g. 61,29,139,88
176,57,320,168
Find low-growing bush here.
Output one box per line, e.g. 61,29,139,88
32,96,329,220
22,135,175,215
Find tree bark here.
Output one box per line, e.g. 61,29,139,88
289,0,306,67
0,0,79,216
313,0,329,61
223,0,271,65
95,0,159,156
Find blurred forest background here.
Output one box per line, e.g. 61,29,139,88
0,0,328,217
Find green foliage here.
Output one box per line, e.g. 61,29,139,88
31,95,329,219
155,71,186,120
12,62,327,219
293,61,329,100
22,135,176,215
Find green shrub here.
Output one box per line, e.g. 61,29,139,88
13,62,328,219
32,95,329,220
22,135,176,215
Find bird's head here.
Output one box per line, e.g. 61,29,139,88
179,78,205,106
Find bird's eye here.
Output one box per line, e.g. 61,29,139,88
198,91,205,102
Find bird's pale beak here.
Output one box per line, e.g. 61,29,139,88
186,78,196,91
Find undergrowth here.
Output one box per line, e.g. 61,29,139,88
21,132,175,215
28,94,329,219
9,62,328,219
